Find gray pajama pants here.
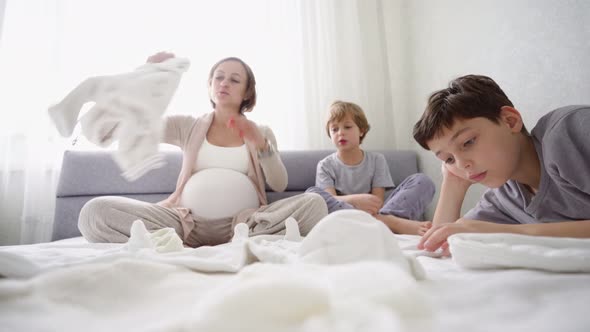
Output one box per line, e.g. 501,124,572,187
306,173,435,220
78,193,328,247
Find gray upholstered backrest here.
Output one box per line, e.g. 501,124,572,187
56,150,182,197
52,149,418,241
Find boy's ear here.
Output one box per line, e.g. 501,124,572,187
500,106,524,133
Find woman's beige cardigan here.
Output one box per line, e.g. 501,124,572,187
157,112,287,238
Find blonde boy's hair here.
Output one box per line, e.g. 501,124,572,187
325,100,371,143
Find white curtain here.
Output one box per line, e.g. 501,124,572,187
297,0,398,149
0,0,402,244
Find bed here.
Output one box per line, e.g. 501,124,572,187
1,149,589,331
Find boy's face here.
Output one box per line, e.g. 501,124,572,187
425,108,524,188
329,114,363,151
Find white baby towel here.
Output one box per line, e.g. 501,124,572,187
297,210,426,280
127,219,184,253
448,232,590,272
48,57,190,181
247,210,425,280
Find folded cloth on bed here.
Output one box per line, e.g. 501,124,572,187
298,210,425,279
243,210,425,279
48,57,190,181
127,219,184,253
448,233,590,272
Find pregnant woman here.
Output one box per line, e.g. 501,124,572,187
78,52,327,247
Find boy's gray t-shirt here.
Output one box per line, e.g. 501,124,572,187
316,151,394,195
465,105,590,224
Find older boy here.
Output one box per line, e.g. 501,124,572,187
306,101,435,235
413,74,590,253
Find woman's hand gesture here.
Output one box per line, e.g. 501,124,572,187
146,51,175,64
227,115,267,150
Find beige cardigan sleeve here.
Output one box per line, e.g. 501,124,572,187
257,125,288,192
161,115,196,147
161,116,287,193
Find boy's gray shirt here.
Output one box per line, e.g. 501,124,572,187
465,105,590,224
316,151,394,195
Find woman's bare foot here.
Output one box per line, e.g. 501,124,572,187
374,214,432,235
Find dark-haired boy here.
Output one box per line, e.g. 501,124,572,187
413,74,590,253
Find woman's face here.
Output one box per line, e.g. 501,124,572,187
209,60,248,111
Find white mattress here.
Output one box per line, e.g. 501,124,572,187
1,210,589,332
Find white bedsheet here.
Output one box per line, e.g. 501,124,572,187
1,210,589,332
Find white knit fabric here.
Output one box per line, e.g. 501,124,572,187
127,219,184,253
48,57,190,181
297,210,426,279
448,232,590,272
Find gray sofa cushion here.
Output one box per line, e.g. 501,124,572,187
52,149,419,241
56,150,182,196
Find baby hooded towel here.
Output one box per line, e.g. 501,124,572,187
49,57,190,181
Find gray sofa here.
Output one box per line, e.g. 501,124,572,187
52,149,420,241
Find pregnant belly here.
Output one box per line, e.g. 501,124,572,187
180,168,260,219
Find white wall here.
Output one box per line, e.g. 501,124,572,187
380,0,410,149
398,0,590,217
0,0,6,39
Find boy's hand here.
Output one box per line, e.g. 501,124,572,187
418,218,502,255
347,194,383,215
430,162,472,230
441,162,473,190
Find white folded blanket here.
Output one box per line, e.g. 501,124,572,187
448,233,590,272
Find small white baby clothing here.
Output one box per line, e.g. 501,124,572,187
48,57,190,181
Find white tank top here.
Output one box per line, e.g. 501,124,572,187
180,139,259,219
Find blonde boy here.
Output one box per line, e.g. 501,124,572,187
306,101,435,235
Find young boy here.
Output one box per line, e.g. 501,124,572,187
306,100,435,235
413,74,590,254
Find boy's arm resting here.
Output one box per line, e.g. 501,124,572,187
432,163,472,226
518,220,590,237
315,155,383,214
419,218,590,253
324,187,338,196
370,187,386,208
332,190,382,215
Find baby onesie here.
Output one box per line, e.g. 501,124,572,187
48,57,190,181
